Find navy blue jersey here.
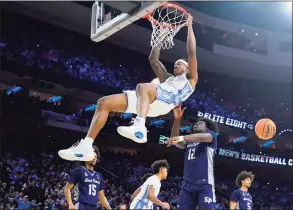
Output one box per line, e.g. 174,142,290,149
230,189,253,210
183,130,217,187
68,166,105,206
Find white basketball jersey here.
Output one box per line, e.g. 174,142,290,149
164,73,190,89
157,73,194,106
130,175,161,209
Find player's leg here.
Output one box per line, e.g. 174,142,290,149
177,189,197,210
136,83,157,119
117,83,157,143
86,94,128,139
197,185,217,210
58,93,128,161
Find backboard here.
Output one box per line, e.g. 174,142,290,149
91,1,165,42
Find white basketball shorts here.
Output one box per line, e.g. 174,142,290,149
124,90,175,117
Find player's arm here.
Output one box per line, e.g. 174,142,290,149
169,105,187,149
98,190,111,210
149,47,173,83
230,200,237,210
147,185,169,209
169,132,214,145
64,182,75,209
65,168,80,210
182,132,213,143
130,187,141,201
186,14,198,89
230,190,240,210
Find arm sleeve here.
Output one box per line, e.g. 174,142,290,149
14,195,22,204
230,190,240,202
14,195,20,200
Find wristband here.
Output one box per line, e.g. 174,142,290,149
179,136,184,142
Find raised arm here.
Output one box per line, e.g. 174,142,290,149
149,47,173,83
170,120,186,149
186,14,198,88
167,105,187,149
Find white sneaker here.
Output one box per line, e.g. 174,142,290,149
58,140,94,161
117,123,147,143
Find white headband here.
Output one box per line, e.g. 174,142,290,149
175,59,188,67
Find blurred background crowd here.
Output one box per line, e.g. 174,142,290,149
1,146,292,210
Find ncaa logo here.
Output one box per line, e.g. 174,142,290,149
204,197,212,204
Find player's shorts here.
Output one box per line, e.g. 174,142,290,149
75,202,97,210
124,90,175,117
130,199,152,210
178,181,216,210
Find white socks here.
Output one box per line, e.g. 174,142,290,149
84,137,94,145
135,116,146,126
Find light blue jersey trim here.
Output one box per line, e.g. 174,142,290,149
133,185,150,209
156,83,194,105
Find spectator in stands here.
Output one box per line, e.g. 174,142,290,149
14,193,42,210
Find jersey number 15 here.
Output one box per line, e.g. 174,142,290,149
188,148,196,160
89,184,96,196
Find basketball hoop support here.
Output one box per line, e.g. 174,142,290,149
91,1,165,42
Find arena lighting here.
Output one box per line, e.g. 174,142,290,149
278,129,293,136
49,96,62,103
261,140,276,148
279,2,292,17
6,86,23,95
232,136,248,144
151,119,166,126
85,104,97,112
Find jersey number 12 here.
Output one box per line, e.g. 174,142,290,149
188,148,196,160
89,184,96,196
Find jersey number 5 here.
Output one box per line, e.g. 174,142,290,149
89,184,96,196
188,148,196,160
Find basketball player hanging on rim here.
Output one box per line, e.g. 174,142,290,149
58,14,198,161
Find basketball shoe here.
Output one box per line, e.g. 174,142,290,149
117,118,147,143
58,139,94,161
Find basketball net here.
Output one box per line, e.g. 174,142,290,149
145,3,188,49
